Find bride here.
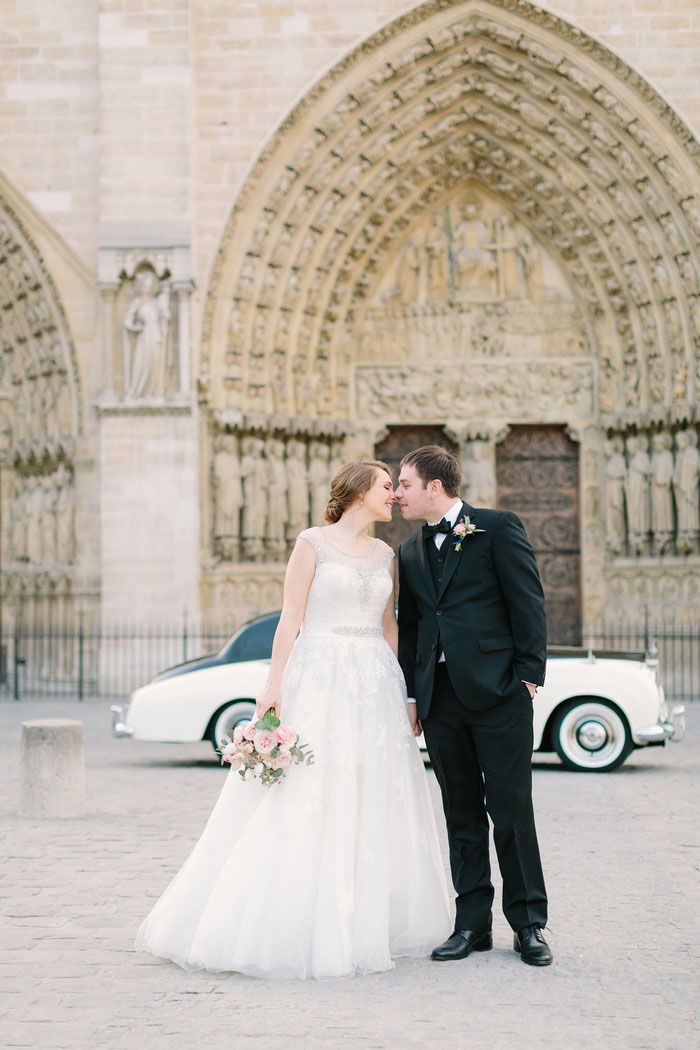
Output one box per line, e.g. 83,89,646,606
135,460,451,979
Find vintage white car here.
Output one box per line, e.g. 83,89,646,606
111,612,685,773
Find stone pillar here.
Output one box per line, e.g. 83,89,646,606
97,403,199,623
19,719,85,819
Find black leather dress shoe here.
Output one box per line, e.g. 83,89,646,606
513,925,553,966
431,928,493,961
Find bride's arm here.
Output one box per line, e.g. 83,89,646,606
255,538,316,720
381,562,399,658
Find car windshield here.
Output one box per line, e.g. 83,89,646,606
219,614,279,662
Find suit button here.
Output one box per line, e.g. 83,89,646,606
436,610,443,616
438,557,444,564
438,576,442,582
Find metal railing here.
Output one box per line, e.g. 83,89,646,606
0,617,237,701
1,616,698,702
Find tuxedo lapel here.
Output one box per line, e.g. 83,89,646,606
437,502,473,599
412,530,437,600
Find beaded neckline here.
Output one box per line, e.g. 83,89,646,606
319,527,380,559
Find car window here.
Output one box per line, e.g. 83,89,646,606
222,614,279,662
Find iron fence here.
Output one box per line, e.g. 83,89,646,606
0,616,698,702
0,617,238,702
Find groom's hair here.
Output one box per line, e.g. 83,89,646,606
400,445,461,497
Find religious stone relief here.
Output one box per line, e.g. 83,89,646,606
354,361,594,423
0,208,79,461
350,192,592,425
98,232,193,405
7,464,76,568
121,268,171,399
209,415,345,567
603,425,700,558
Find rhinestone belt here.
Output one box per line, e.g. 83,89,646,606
304,625,384,638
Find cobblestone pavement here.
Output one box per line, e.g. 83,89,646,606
0,698,697,1050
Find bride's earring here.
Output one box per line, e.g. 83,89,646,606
360,496,364,506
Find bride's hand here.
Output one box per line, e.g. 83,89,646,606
255,684,281,722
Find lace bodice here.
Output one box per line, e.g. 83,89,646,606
297,526,394,638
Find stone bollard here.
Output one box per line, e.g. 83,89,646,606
19,719,86,819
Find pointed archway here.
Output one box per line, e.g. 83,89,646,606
202,0,700,426
199,0,700,629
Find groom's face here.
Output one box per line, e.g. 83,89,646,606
395,464,433,521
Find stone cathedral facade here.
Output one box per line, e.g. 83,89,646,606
2,0,700,647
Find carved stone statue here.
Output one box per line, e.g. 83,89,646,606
26,475,43,564
463,439,495,507
41,475,58,565
453,203,495,294
494,215,521,297
604,437,627,556
264,439,289,556
285,440,309,541
212,435,242,560
625,435,652,555
308,441,331,526
650,431,675,555
11,476,27,561
673,430,700,553
122,269,171,399
389,237,423,303
518,231,545,299
240,436,266,559
55,464,75,564
424,212,449,301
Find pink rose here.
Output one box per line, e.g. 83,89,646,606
271,752,293,770
275,724,296,745
253,729,277,755
453,522,467,538
243,722,257,741
242,741,254,755
233,725,245,745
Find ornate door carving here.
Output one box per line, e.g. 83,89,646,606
374,426,458,549
496,425,581,645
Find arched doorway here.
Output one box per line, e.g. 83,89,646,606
199,0,700,629
0,191,81,686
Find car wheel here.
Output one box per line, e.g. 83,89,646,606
552,699,633,772
209,700,257,753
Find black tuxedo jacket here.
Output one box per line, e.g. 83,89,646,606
397,502,547,718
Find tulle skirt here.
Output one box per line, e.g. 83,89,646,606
134,632,451,979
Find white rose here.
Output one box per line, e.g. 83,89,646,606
254,763,264,774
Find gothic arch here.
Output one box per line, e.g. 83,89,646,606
201,0,700,431
1,181,82,594
0,188,82,465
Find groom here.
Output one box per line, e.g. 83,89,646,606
395,445,552,966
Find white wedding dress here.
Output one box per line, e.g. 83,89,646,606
135,526,451,979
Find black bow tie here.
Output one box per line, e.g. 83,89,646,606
422,518,451,539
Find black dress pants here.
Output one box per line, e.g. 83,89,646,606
422,663,548,933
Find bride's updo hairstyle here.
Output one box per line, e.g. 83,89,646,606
324,460,392,524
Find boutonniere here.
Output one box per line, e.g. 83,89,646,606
452,516,485,551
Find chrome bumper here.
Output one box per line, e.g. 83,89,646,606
110,704,134,738
633,705,686,745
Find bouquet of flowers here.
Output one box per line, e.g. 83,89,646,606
217,708,314,786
